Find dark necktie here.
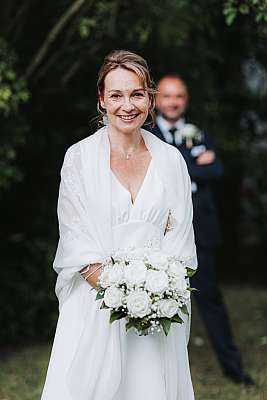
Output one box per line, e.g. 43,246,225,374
169,127,177,144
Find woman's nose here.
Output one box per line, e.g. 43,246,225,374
121,97,135,111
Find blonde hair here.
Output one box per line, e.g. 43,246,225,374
97,49,156,126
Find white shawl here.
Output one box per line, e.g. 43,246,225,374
53,127,197,400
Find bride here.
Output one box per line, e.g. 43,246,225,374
41,50,197,400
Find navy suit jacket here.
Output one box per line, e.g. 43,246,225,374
151,123,223,249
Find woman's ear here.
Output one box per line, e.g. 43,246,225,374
99,95,106,111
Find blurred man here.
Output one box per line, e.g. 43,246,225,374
152,75,253,385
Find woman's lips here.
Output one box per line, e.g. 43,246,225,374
117,114,139,121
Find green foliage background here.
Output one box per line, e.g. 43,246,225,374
1,0,267,344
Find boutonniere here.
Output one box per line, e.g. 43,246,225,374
180,124,202,148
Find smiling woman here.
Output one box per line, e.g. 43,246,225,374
97,49,156,129
41,50,197,400
95,50,157,211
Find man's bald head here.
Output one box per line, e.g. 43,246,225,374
156,75,189,123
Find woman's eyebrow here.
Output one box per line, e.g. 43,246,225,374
107,89,122,93
107,88,145,93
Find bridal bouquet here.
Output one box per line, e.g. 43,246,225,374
95,250,196,336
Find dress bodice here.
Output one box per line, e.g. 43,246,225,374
111,159,169,252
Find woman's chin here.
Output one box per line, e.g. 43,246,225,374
110,120,145,133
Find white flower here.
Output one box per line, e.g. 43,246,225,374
180,124,200,139
107,263,124,285
124,260,147,286
169,261,186,278
147,252,169,271
104,286,124,308
99,263,125,287
170,274,188,294
99,267,112,288
145,270,169,294
126,290,151,318
158,299,179,318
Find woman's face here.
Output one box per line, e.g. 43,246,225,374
100,68,150,134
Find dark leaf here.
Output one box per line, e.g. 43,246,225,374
186,267,196,277
180,304,189,315
125,319,136,331
110,310,125,323
96,289,105,300
100,301,109,309
171,314,184,323
159,318,171,336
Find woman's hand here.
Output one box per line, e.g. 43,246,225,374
80,263,102,289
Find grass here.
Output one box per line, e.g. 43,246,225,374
0,286,266,400
190,286,267,400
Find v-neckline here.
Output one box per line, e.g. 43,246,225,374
111,158,153,207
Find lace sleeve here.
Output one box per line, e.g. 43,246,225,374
53,144,103,303
162,153,197,270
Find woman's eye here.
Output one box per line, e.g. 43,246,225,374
110,94,121,99
133,92,144,97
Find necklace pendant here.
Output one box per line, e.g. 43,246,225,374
126,153,131,160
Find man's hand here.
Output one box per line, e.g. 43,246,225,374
196,150,215,165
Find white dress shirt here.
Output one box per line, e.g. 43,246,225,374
156,115,186,146
156,115,198,193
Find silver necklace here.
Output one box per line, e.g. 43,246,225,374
110,135,142,160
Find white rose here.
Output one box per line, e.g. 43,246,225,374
169,261,186,277
145,270,169,294
147,252,169,271
104,286,124,308
107,263,124,285
158,299,179,318
124,260,147,286
126,290,151,318
99,266,112,288
170,274,188,294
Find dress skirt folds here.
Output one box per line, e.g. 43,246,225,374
41,128,197,400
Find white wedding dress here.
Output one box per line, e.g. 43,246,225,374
41,129,195,400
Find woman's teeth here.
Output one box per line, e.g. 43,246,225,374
118,114,138,121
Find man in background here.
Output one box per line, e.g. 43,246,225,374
152,75,253,385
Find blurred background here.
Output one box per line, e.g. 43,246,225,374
0,1,267,399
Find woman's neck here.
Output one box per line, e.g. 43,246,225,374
107,125,142,153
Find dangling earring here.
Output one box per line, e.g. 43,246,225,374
103,113,109,126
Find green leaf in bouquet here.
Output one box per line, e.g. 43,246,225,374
110,310,126,324
100,301,109,309
180,305,189,316
171,314,184,323
160,318,172,336
96,289,105,300
125,319,136,331
186,267,196,278
188,287,198,292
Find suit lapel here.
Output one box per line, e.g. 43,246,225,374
151,124,166,142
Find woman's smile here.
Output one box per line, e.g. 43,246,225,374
100,68,150,134
117,113,140,122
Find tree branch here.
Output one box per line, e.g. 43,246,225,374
24,0,86,79
33,41,89,83
33,0,95,81
8,0,36,44
60,43,100,86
